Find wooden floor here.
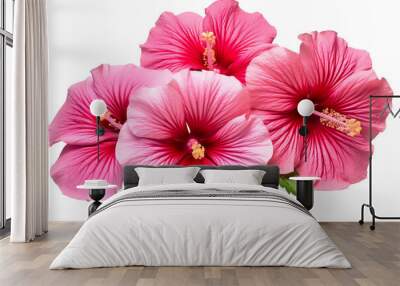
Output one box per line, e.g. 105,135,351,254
0,222,399,286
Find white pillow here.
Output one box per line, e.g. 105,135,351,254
200,169,266,185
135,167,200,186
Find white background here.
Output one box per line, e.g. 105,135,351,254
47,0,400,221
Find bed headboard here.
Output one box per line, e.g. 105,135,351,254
123,165,280,189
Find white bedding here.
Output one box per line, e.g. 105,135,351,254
50,183,350,269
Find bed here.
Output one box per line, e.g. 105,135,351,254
50,165,350,269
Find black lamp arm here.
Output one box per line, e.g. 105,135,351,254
298,116,308,136
95,116,105,162
298,116,309,162
96,116,105,136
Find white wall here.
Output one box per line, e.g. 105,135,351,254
48,0,400,221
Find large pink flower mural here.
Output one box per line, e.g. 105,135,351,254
49,64,172,200
50,0,394,199
116,70,273,166
140,0,276,83
245,31,392,189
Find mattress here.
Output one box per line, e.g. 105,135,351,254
50,183,350,269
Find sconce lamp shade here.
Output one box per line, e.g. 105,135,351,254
297,99,315,117
90,99,107,117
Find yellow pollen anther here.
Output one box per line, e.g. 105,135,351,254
200,31,216,70
201,31,216,45
346,118,362,137
191,143,205,160
100,111,122,131
319,108,362,137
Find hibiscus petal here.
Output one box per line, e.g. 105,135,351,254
51,141,122,200
48,78,117,146
296,125,369,190
206,115,273,165
116,124,185,166
140,12,204,72
91,64,172,123
127,81,187,140
246,47,309,113
49,65,172,147
226,44,275,83
323,70,393,140
299,31,372,92
203,0,276,82
178,155,216,166
255,110,304,174
174,70,249,135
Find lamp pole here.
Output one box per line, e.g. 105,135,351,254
90,99,107,162
96,116,100,162
297,99,315,163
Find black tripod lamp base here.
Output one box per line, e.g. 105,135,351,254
296,180,314,211
88,189,106,216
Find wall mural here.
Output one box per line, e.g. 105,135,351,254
49,0,392,200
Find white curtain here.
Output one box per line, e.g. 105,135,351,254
7,0,49,242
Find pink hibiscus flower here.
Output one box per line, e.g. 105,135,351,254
116,70,273,166
49,64,172,200
140,0,276,83
245,31,392,190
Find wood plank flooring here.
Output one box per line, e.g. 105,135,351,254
0,222,399,286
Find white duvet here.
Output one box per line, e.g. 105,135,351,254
50,183,350,269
